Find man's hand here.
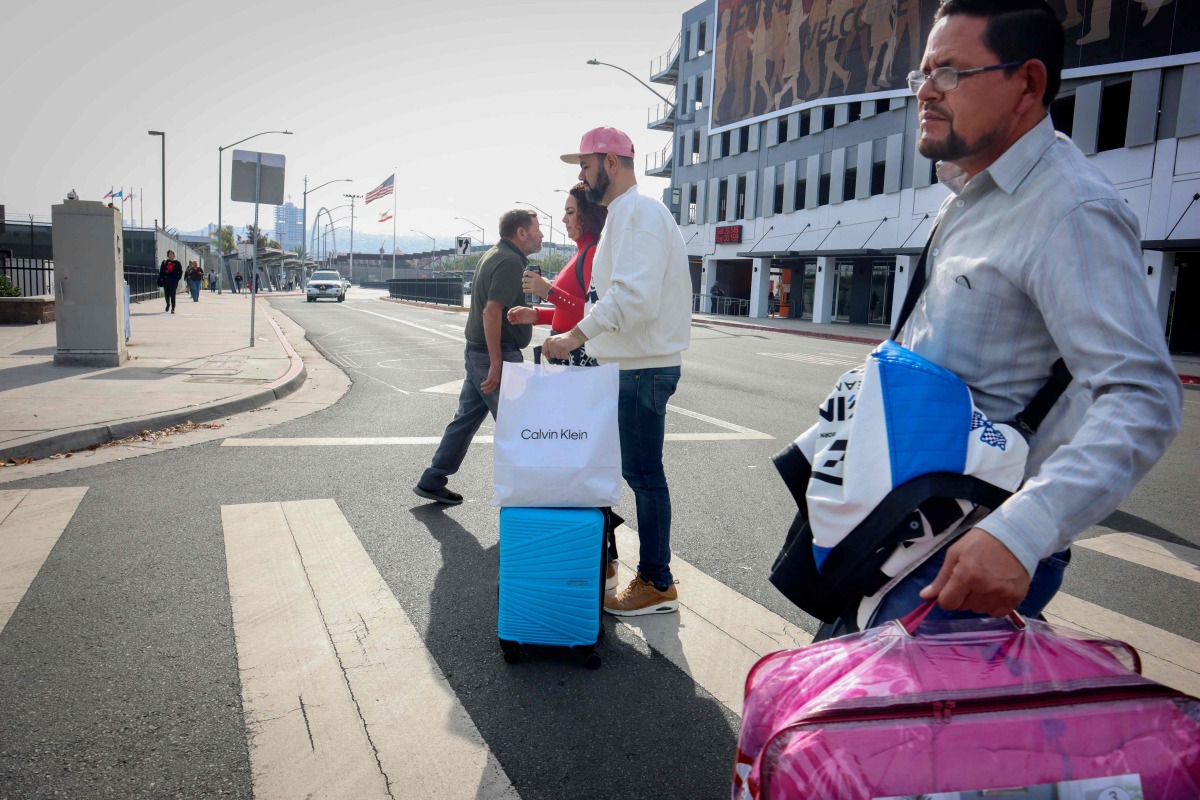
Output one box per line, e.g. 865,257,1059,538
542,332,576,361
480,366,502,395
507,307,537,325
919,528,1031,617
522,270,552,298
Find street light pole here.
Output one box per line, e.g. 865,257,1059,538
344,194,362,282
453,216,485,247
147,131,165,230
586,58,672,104
411,229,436,269
303,176,350,279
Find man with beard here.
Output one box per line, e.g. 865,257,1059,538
545,127,692,616
865,0,1181,628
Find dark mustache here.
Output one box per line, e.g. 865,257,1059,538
921,103,952,118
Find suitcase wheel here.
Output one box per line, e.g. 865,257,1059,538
500,638,522,664
583,650,602,670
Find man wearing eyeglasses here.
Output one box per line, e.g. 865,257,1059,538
871,0,1182,628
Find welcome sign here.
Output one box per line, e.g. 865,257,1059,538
710,0,1199,132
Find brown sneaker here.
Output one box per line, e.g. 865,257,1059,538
604,574,678,617
606,560,619,593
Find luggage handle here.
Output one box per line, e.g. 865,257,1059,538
896,600,1027,637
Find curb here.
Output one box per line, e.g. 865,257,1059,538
0,300,306,463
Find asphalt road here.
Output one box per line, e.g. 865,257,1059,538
1,288,1197,799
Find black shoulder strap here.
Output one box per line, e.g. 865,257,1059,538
889,222,1071,435
890,223,937,341
575,242,595,296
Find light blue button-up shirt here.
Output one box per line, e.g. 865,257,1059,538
901,115,1183,576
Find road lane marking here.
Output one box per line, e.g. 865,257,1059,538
1075,532,1200,584
1044,593,1200,696
759,352,862,366
223,500,518,800
610,526,811,716
347,306,466,342
0,487,88,633
423,380,468,395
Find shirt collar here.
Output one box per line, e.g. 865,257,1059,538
935,115,1057,196
608,184,639,207
498,237,528,266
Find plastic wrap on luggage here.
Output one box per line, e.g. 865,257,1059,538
733,610,1200,800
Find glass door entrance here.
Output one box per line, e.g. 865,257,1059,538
867,260,895,325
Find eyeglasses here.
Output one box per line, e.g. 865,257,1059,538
907,61,1024,94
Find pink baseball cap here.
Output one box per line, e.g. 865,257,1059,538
560,126,635,164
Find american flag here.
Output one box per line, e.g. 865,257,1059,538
379,211,393,223
365,174,394,205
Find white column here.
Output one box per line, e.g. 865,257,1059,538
749,257,772,318
812,257,836,324
1143,249,1176,334
892,255,916,332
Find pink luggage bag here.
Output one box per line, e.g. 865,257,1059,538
733,602,1200,799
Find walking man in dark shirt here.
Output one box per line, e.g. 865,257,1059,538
414,209,543,505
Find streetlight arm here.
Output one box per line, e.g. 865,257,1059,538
587,59,672,105
220,130,293,153
305,178,352,197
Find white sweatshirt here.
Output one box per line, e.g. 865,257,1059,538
576,185,692,370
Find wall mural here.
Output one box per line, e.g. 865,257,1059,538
710,0,1198,131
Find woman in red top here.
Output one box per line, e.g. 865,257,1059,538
507,182,606,364
507,184,621,589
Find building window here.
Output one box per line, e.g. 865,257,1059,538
680,135,687,164
799,109,811,137
696,75,705,110
1097,80,1131,153
875,98,890,115
823,106,835,130
718,178,729,220
688,185,698,224
736,175,747,219
692,133,701,165
847,101,861,123
683,30,691,61
795,177,808,209
721,130,732,157
1050,93,1075,138
774,182,785,214
698,19,707,55
739,126,750,152
777,116,789,143
818,173,831,206
842,167,857,202
870,160,886,196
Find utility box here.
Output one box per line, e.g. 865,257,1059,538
51,200,129,367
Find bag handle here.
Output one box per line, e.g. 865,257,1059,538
575,242,595,296
895,599,1026,637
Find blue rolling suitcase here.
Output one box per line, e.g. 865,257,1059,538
498,507,606,669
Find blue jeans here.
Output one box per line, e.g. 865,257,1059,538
867,545,1072,628
618,366,680,589
418,346,523,492
188,279,201,301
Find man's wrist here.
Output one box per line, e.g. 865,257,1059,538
569,327,587,344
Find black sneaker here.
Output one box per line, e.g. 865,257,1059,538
414,486,463,505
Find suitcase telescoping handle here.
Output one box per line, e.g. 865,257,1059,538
533,345,542,365
897,600,1027,637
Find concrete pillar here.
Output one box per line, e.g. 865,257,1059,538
892,255,916,332
1143,249,1176,334
749,257,772,317
812,257,836,323
51,200,128,367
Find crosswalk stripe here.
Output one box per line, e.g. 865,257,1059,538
221,431,773,447
1074,532,1200,584
611,526,811,716
222,500,519,800
1044,593,1200,696
0,487,88,634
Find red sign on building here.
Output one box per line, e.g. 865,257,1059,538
715,225,743,244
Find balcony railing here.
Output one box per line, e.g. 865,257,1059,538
647,94,677,129
649,32,681,83
645,143,674,177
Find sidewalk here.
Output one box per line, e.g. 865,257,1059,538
692,312,1200,384
0,291,304,462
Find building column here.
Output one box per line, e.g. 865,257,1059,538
812,257,835,324
892,255,915,332
1143,249,1176,334
749,257,772,318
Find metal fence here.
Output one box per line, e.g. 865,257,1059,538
387,277,465,306
1,258,54,296
693,293,749,316
124,265,161,302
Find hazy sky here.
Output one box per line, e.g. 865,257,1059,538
3,0,688,246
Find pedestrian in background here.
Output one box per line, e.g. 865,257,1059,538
546,126,692,616
208,269,219,293
234,272,243,294
185,261,203,302
414,209,542,505
158,250,183,314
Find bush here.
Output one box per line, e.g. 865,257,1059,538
0,275,21,298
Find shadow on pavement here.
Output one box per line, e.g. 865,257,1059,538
411,504,739,800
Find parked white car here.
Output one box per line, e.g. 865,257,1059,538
307,271,346,303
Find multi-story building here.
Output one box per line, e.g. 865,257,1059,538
273,200,303,253
652,0,1199,353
